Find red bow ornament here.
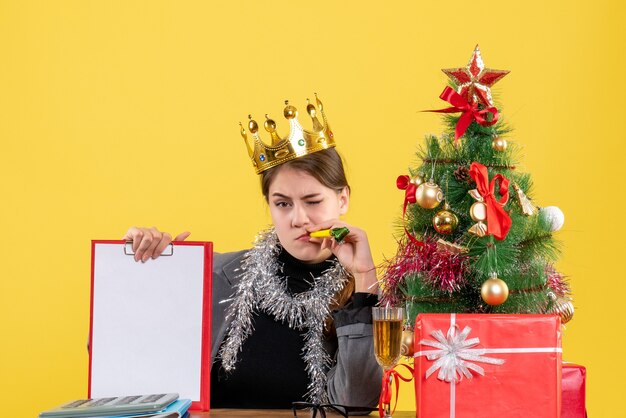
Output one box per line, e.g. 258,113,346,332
427,86,500,144
467,162,512,240
396,175,417,206
396,175,424,247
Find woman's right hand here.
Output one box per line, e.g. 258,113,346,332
123,227,191,262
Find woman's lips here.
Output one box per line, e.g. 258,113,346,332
296,234,310,241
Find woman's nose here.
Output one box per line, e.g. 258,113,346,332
291,204,309,227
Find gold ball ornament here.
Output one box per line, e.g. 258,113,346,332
400,329,415,357
433,205,459,235
481,275,509,306
492,137,508,152
410,175,424,186
548,293,575,324
553,299,574,324
415,180,443,209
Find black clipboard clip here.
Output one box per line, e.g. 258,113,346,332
124,242,174,256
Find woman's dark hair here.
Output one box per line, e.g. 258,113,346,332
260,148,350,200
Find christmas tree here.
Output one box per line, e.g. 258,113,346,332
382,46,573,331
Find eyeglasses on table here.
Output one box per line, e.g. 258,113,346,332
292,401,377,417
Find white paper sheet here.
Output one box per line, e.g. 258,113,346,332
90,242,209,401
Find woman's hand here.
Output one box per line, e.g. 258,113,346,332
307,221,378,294
123,226,191,262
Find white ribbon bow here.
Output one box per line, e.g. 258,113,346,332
419,325,505,383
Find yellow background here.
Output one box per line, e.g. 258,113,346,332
1,1,623,416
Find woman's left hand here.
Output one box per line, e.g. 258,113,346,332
307,221,378,294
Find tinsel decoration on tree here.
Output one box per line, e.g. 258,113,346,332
382,45,572,326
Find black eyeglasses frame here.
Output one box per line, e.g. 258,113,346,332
291,401,376,417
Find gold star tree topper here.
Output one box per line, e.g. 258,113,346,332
442,45,509,107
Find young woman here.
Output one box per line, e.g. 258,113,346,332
123,99,382,411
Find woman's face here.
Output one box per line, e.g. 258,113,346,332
268,166,349,264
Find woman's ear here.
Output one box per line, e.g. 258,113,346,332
338,186,350,215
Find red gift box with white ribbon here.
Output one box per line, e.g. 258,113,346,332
414,314,562,418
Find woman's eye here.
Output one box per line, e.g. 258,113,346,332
275,201,291,208
307,200,322,205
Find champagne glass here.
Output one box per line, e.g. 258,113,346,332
372,306,404,418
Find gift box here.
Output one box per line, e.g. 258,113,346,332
414,314,562,418
561,363,587,418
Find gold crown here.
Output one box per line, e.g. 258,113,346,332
239,94,336,174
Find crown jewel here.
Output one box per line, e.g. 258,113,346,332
239,94,336,174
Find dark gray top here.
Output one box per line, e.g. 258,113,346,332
211,250,383,408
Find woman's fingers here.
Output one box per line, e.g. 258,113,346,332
174,231,191,241
306,221,377,293
123,226,188,262
123,227,145,254
152,231,172,260
151,231,189,260
319,237,333,251
135,227,160,262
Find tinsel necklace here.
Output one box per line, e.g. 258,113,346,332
218,228,349,404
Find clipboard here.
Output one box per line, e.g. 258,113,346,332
88,240,212,411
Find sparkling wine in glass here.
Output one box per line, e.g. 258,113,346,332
372,306,404,418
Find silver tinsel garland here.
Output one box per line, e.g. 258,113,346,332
218,228,349,403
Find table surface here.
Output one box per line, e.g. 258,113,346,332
190,410,415,417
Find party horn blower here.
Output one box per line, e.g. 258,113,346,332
309,227,350,243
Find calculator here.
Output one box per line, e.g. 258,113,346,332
39,393,179,417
